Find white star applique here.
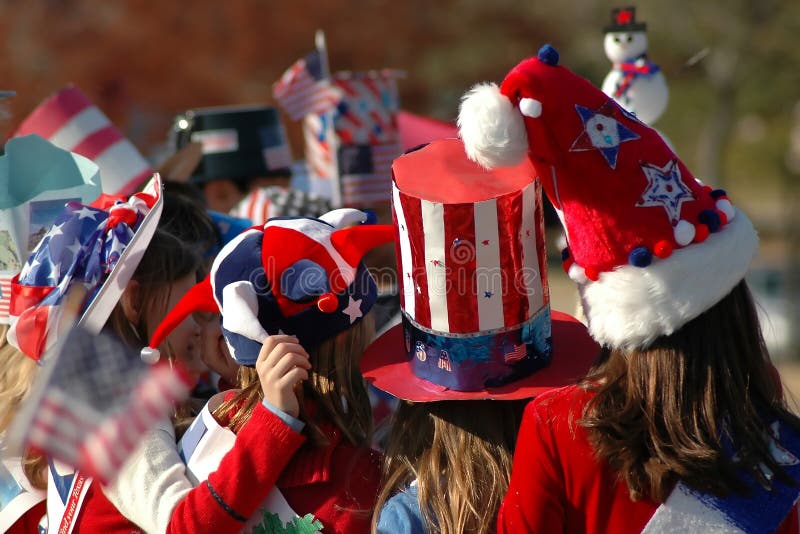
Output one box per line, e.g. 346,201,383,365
49,222,65,238
637,159,695,225
75,206,98,220
48,261,62,284
342,296,363,324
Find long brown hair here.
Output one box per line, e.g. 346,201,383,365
580,280,800,502
215,312,375,448
107,227,201,351
106,227,203,436
373,398,527,534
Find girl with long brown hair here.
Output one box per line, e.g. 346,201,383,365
456,44,800,533
118,209,395,533
360,138,598,534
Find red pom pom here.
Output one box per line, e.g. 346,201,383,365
653,240,673,259
584,266,599,282
694,224,710,243
562,257,574,273
107,207,138,229
317,293,339,313
701,185,713,194
716,209,728,226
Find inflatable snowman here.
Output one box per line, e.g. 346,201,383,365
601,7,668,125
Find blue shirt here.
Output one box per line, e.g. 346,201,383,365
376,483,427,534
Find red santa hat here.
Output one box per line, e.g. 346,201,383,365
457,45,758,350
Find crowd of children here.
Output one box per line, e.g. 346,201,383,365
2,12,800,534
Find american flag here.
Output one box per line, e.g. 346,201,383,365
272,50,341,121
504,343,528,364
9,324,191,484
234,186,331,225
339,143,401,206
11,86,152,195
332,74,402,206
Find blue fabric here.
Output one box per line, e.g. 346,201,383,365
405,306,552,392
376,484,427,534
261,398,305,433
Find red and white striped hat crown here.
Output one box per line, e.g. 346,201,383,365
360,138,599,401
458,45,758,350
12,85,152,195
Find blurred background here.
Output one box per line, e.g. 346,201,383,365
1,0,798,370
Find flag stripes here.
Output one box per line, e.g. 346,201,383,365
12,86,152,195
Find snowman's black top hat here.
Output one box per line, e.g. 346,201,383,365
604,6,647,33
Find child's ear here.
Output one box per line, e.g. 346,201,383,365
120,279,142,324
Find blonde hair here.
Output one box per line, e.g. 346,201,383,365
216,312,375,448
0,325,39,434
0,325,48,489
373,399,526,534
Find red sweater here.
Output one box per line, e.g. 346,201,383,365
498,385,799,533
6,500,45,534
74,402,382,533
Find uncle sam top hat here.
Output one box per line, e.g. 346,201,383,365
360,138,598,401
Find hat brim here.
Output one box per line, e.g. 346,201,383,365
360,310,599,401
78,175,164,334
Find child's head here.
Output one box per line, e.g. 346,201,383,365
142,209,394,438
171,106,293,214
456,44,796,501
228,311,376,446
361,138,600,532
376,399,527,534
108,227,203,378
581,280,790,501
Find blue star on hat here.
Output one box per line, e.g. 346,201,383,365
636,159,694,225
569,101,639,169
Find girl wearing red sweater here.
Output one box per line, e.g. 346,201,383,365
458,43,800,533
79,209,394,533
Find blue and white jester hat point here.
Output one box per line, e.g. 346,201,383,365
141,208,395,365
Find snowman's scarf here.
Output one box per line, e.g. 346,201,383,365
614,54,661,99
642,417,800,533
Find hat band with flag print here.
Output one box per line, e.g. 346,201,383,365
12,86,153,195
8,175,163,361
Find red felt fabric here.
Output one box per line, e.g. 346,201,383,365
498,385,800,534
499,56,721,273
5,500,45,534
72,401,381,534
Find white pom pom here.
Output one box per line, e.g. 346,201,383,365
716,199,735,221
674,220,696,246
457,83,529,170
519,98,542,118
140,347,160,364
568,264,588,284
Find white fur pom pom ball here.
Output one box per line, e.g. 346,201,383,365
457,83,529,170
568,264,589,284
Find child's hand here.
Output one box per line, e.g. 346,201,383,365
256,335,311,419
